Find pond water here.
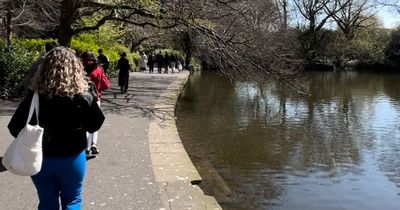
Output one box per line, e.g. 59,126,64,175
176,71,400,210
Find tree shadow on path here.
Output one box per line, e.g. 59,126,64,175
101,76,180,123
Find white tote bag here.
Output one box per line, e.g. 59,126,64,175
2,92,43,176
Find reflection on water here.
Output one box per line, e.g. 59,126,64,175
176,71,400,210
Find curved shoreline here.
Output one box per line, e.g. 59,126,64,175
148,72,222,209
0,71,221,209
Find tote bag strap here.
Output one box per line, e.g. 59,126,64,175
26,92,40,125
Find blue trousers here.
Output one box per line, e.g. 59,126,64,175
31,151,86,210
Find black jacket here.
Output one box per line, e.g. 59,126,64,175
156,54,164,65
98,54,110,71
118,57,130,73
8,91,105,157
147,54,155,65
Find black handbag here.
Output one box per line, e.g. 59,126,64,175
88,82,98,101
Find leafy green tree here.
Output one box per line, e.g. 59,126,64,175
335,28,390,62
0,39,40,98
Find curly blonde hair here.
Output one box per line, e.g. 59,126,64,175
31,47,89,96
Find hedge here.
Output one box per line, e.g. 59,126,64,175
0,39,40,98
0,35,140,98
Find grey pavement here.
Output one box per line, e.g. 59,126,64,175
0,71,221,210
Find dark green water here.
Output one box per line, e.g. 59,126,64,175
176,71,400,210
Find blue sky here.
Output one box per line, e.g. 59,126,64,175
291,5,400,29
378,7,400,28
291,0,400,28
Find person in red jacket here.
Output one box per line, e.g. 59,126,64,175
81,51,110,156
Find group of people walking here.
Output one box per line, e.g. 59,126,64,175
5,44,188,210
7,43,112,210
141,51,185,74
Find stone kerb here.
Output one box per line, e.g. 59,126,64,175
148,73,222,210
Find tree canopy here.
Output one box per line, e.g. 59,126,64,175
0,0,395,93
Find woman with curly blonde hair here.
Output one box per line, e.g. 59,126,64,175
8,47,105,210
31,47,89,96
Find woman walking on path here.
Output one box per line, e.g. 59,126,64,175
164,53,170,74
156,51,164,74
81,51,110,156
118,52,131,93
147,52,155,73
97,49,110,75
8,47,105,210
140,52,148,71
170,53,177,73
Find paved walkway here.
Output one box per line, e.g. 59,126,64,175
0,71,221,210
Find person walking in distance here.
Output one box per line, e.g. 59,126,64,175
81,51,110,156
97,49,110,75
170,53,177,73
8,47,105,210
163,52,170,74
147,52,155,74
140,52,148,72
118,52,131,93
177,56,183,73
156,51,164,74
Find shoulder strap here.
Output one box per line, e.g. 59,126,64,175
81,91,94,105
27,92,39,125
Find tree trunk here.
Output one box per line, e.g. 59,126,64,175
182,31,193,67
58,0,77,46
130,34,149,52
5,11,12,48
309,16,316,32
282,0,288,30
344,29,354,41
58,28,73,47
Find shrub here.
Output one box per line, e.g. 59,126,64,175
14,38,56,52
386,28,400,65
0,40,40,98
334,28,390,63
